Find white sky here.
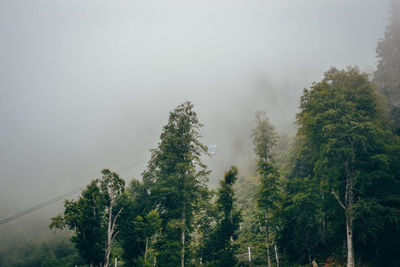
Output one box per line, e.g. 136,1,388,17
0,0,392,234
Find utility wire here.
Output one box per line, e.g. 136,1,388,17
116,159,145,173
0,158,145,226
0,188,81,226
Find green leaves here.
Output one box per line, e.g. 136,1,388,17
142,101,210,266
282,66,400,266
49,169,126,266
200,166,241,267
252,111,278,161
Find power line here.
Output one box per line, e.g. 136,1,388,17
0,158,146,226
0,188,82,226
116,159,145,173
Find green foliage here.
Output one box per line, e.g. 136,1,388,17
257,160,280,213
142,101,210,266
50,169,125,266
50,180,106,266
252,111,279,161
234,173,269,266
132,210,161,243
14,90,400,267
279,67,400,266
116,179,150,266
200,166,241,267
277,177,327,265
0,232,83,267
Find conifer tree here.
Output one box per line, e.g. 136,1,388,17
252,111,280,267
142,101,209,267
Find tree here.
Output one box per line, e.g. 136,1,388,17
100,169,125,267
201,166,241,267
252,111,278,162
50,181,106,267
373,0,400,134
142,101,209,267
252,111,280,267
296,67,400,267
50,169,125,267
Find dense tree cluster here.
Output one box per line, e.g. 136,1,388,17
48,69,400,266
5,3,400,266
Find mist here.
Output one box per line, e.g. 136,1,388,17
0,0,391,239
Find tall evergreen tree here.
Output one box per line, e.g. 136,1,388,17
373,0,400,134
142,101,209,267
252,111,280,267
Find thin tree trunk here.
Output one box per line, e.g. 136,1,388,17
105,200,113,267
274,244,279,267
105,197,123,267
346,215,354,267
145,237,149,261
265,211,272,267
345,170,354,267
344,139,356,267
331,154,355,267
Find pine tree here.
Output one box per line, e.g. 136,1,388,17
252,111,280,267
142,101,209,267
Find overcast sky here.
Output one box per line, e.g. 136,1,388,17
0,0,392,235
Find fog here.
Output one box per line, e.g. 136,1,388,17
0,0,391,239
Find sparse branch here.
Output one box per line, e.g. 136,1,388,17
111,207,123,234
331,189,346,210
111,230,119,245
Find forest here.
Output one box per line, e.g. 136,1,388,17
1,2,400,267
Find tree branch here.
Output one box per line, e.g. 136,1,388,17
331,189,346,210
111,230,119,245
111,207,123,234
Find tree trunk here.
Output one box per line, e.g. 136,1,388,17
145,237,149,261
105,197,113,267
346,215,354,267
105,190,123,267
345,155,355,267
274,244,279,267
332,157,355,267
345,174,354,267
265,211,272,267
